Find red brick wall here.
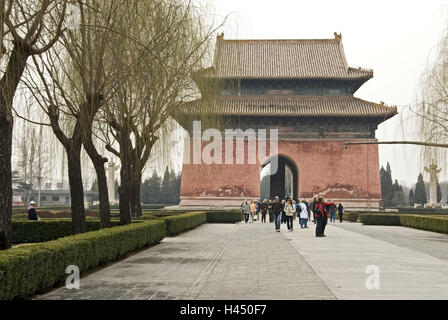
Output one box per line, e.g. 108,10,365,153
180,138,381,201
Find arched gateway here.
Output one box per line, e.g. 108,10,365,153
260,155,299,201
174,33,397,210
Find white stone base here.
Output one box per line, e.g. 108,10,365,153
179,196,381,211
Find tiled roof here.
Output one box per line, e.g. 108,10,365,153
196,33,373,80
179,96,397,119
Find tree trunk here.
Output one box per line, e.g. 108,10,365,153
119,160,131,225
83,137,111,228
66,145,87,234
0,113,13,250
130,173,142,218
0,44,31,250
94,162,111,228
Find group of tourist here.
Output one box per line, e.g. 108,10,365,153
240,197,344,237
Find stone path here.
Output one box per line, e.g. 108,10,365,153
37,222,335,300
36,220,448,300
287,221,448,299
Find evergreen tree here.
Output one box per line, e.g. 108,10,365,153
391,180,406,206
414,173,427,205
437,179,442,203
140,169,181,204
161,167,171,204
380,162,394,206
140,171,162,204
408,189,414,206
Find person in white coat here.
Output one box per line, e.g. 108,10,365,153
285,199,295,231
299,200,309,228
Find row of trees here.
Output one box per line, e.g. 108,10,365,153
380,162,444,206
380,162,406,207
140,169,181,204
0,0,221,249
91,168,181,205
408,173,442,206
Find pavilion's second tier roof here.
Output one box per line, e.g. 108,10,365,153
195,33,373,80
178,96,397,120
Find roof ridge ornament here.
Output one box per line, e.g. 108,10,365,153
217,32,224,40
334,32,342,42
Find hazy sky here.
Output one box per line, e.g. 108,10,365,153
209,0,448,185
12,0,448,188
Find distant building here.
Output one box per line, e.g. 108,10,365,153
11,188,98,206
12,185,24,206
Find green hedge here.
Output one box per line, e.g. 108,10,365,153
13,211,207,244
12,206,72,214
135,211,207,235
0,220,165,300
397,207,448,214
163,212,206,236
360,214,401,225
12,219,124,244
206,211,242,223
344,212,360,222
359,213,448,234
399,215,448,233
89,204,166,210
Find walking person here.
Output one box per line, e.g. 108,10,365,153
261,199,268,223
249,200,257,223
307,200,312,222
281,199,286,224
311,198,317,224
298,200,309,228
338,203,344,223
242,200,250,223
329,202,337,223
268,200,273,223
27,201,38,221
314,198,328,237
285,199,295,231
292,200,297,221
272,196,282,232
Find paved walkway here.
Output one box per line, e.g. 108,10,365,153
36,220,448,300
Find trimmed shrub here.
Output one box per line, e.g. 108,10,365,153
359,213,448,234
0,220,165,300
360,214,401,225
399,215,448,234
12,219,123,244
134,211,206,235
206,211,242,223
397,207,448,214
89,204,166,210
163,212,206,236
344,212,360,222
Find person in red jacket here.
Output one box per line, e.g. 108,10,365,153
314,198,334,237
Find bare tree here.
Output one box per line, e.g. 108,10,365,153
0,0,67,249
412,29,448,165
24,0,129,231
103,0,219,221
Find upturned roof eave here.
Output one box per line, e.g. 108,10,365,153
175,96,398,120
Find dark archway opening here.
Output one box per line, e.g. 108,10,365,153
260,155,299,201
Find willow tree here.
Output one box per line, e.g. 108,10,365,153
412,29,448,166
0,0,67,249
24,0,126,232
103,0,219,222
